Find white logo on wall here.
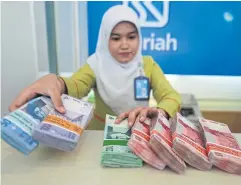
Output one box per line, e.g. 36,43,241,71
123,1,169,28
122,1,178,52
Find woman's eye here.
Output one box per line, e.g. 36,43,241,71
129,35,136,39
111,37,120,41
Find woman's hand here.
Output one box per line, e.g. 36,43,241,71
9,74,66,113
115,107,169,127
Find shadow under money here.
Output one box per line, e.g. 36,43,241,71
1,131,88,174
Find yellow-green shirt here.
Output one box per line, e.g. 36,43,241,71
61,56,181,130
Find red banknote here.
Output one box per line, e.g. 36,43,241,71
128,118,166,170
149,113,186,174
199,118,241,175
171,113,212,170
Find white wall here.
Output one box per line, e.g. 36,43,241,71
55,1,75,73
54,1,89,72
1,1,39,116
1,1,79,117
34,1,49,72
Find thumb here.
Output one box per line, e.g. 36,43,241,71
48,88,65,113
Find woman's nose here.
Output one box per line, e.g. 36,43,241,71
120,38,129,49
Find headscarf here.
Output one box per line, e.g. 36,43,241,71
87,5,148,115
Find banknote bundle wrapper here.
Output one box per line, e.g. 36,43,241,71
1,96,53,155
32,94,94,152
149,113,186,174
128,117,166,170
199,118,241,175
171,113,212,170
101,114,143,168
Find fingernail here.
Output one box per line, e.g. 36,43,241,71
115,119,119,124
140,117,145,122
128,122,133,127
59,106,65,113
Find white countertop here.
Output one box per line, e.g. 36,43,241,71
1,131,241,185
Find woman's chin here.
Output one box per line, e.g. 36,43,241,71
117,56,134,64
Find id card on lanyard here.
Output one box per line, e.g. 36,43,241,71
134,63,150,101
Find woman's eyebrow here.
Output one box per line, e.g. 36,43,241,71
110,30,138,36
110,33,120,37
128,30,138,35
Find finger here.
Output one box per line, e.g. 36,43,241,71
147,107,159,117
128,107,143,127
139,107,159,122
115,111,129,124
9,88,37,112
158,108,169,118
139,108,149,122
48,88,65,113
148,107,160,116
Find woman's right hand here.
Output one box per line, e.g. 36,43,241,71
9,74,66,113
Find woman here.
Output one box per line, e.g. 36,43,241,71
9,5,181,130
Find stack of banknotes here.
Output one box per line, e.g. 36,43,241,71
32,94,94,152
149,113,186,174
1,94,94,154
1,96,53,155
171,113,212,171
199,118,241,175
101,114,143,168
128,118,166,170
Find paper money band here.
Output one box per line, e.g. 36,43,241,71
173,132,207,157
132,129,150,142
94,113,105,123
207,143,241,158
103,140,128,146
151,130,172,147
43,115,83,135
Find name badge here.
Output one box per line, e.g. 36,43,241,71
134,76,150,101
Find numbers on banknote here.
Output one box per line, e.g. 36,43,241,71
106,146,113,152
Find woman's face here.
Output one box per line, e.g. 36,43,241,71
108,21,139,63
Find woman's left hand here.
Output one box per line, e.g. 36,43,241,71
115,107,169,127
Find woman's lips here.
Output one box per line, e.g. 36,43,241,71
119,52,131,57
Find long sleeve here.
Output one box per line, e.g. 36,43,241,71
60,63,96,99
150,58,181,117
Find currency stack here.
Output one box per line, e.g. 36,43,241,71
1,94,94,154
199,118,241,175
32,94,94,152
1,96,53,155
101,114,143,168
